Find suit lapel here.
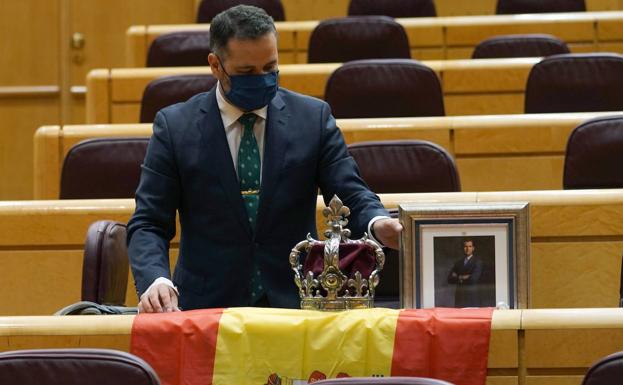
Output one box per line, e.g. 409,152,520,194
256,92,289,236
198,89,252,237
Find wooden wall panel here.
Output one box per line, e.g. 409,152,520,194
68,0,195,89
0,0,59,86
0,97,60,200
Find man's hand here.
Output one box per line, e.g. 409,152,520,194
372,218,403,250
138,283,180,313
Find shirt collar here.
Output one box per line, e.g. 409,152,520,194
216,81,268,128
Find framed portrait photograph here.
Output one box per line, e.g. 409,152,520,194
399,202,530,309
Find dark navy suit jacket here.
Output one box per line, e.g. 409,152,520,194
127,87,388,310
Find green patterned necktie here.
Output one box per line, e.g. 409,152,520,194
237,112,264,303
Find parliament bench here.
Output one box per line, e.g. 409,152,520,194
2,308,623,385
86,57,539,123
271,0,623,20
1,190,623,315
126,11,623,65
37,112,620,199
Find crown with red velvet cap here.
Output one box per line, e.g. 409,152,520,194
289,195,385,311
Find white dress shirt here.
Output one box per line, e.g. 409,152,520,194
142,82,388,302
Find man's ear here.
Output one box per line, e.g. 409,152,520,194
207,53,220,74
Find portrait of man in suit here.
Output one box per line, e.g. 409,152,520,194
447,238,483,307
127,5,402,313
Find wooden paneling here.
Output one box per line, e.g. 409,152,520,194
36,112,621,199
0,97,60,200
0,0,59,86
0,0,61,200
68,0,195,89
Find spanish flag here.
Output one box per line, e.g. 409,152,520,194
131,307,492,385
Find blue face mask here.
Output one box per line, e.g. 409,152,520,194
220,60,279,111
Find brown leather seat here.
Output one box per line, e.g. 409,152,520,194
525,53,623,113
582,351,623,385
140,74,217,123
325,59,444,119
314,377,456,385
196,0,285,22
563,115,623,189
348,0,436,17
82,221,129,306
60,138,149,199
496,0,586,14
0,349,161,385
308,16,410,63
146,31,211,67
348,140,460,308
472,34,570,59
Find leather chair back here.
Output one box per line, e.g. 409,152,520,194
314,377,456,385
60,138,149,199
348,140,460,307
472,34,570,59
496,0,586,14
325,59,444,119
582,351,623,385
82,221,129,306
196,0,285,22
348,140,460,194
146,31,211,67
563,115,623,189
308,16,410,63
0,349,161,385
140,74,217,123
525,53,623,113
348,0,436,17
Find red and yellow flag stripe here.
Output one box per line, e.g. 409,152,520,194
131,307,492,385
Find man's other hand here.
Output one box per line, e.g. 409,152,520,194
372,218,403,250
138,283,180,313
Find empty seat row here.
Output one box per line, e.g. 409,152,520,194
59,115,623,200
147,20,570,66
141,53,623,123
194,0,587,22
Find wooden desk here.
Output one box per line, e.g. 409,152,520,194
86,57,539,123
35,112,619,199
126,11,623,65
2,190,623,315
2,308,623,385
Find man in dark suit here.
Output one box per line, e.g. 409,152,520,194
447,239,483,307
127,5,402,313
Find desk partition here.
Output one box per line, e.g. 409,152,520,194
35,112,620,198
2,190,623,315
2,308,623,385
86,58,539,123
126,11,623,65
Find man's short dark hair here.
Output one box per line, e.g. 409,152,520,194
463,238,475,246
209,5,276,58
